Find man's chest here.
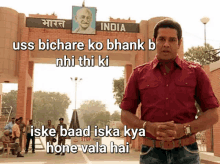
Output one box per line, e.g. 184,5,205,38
138,68,197,104
58,124,66,128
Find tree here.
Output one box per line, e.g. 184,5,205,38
2,90,71,126
184,43,220,66
113,77,124,106
2,90,17,117
110,110,121,121
77,100,110,129
32,91,71,126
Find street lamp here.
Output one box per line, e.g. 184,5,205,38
70,77,82,110
201,18,220,62
200,17,210,49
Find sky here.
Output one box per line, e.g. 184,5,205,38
1,0,220,123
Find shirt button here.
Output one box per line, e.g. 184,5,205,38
166,84,169,87
166,113,168,115
147,85,149,87
164,73,166,75
185,83,188,85
166,98,168,100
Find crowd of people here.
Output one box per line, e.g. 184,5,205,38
1,117,67,157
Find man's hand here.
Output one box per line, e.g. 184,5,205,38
147,121,185,141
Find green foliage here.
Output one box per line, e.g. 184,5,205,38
2,90,71,126
77,100,110,129
2,90,17,117
113,77,124,106
184,43,220,66
32,91,71,125
110,110,121,121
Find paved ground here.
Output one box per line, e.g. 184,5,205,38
1,137,220,164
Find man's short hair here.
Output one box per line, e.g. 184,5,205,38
19,117,23,120
153,19,182,43
59,118,64,121
15,118,20,122
29,119,32,122
76,7,92,17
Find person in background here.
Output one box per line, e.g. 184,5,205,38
4,117,15,135
19,117,26,149
1,130,17,155
25,119,35,154
12,118,24,157
55,118,67,156
45,120,55,154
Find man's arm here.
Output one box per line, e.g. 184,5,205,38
2,137,13,144
4,124,9,130
182,66,220,136
3,140,13,144
121,110,145,129
186,107,218,134
168,107,219,140
121,109,176,141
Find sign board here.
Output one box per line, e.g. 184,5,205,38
72,6,96,34
71,131,102,145
26,18,139,33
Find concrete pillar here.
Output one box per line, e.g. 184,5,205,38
124,64,133,85
0,84,2,116
178,39,184,59
16,27,29,120
26,87,33,121
16,27,29,151
139,20,148,63
206,128,212,152
26,61,34,123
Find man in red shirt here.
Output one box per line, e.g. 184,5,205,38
120,19,219,164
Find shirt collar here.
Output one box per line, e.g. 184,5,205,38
152,55,182,69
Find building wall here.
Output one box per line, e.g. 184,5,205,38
209,62,220,156
0,7,19,83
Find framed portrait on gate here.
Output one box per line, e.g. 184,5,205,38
72,6,96,34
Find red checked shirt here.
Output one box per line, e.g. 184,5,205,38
120,55,219,139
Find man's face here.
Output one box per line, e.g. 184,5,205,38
154,28,181,60
4,131,9,136
60,120,63,124
75,8,92,29
12,119,15,123
16,119,21,124
48,120,51,125
29,121,32,125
